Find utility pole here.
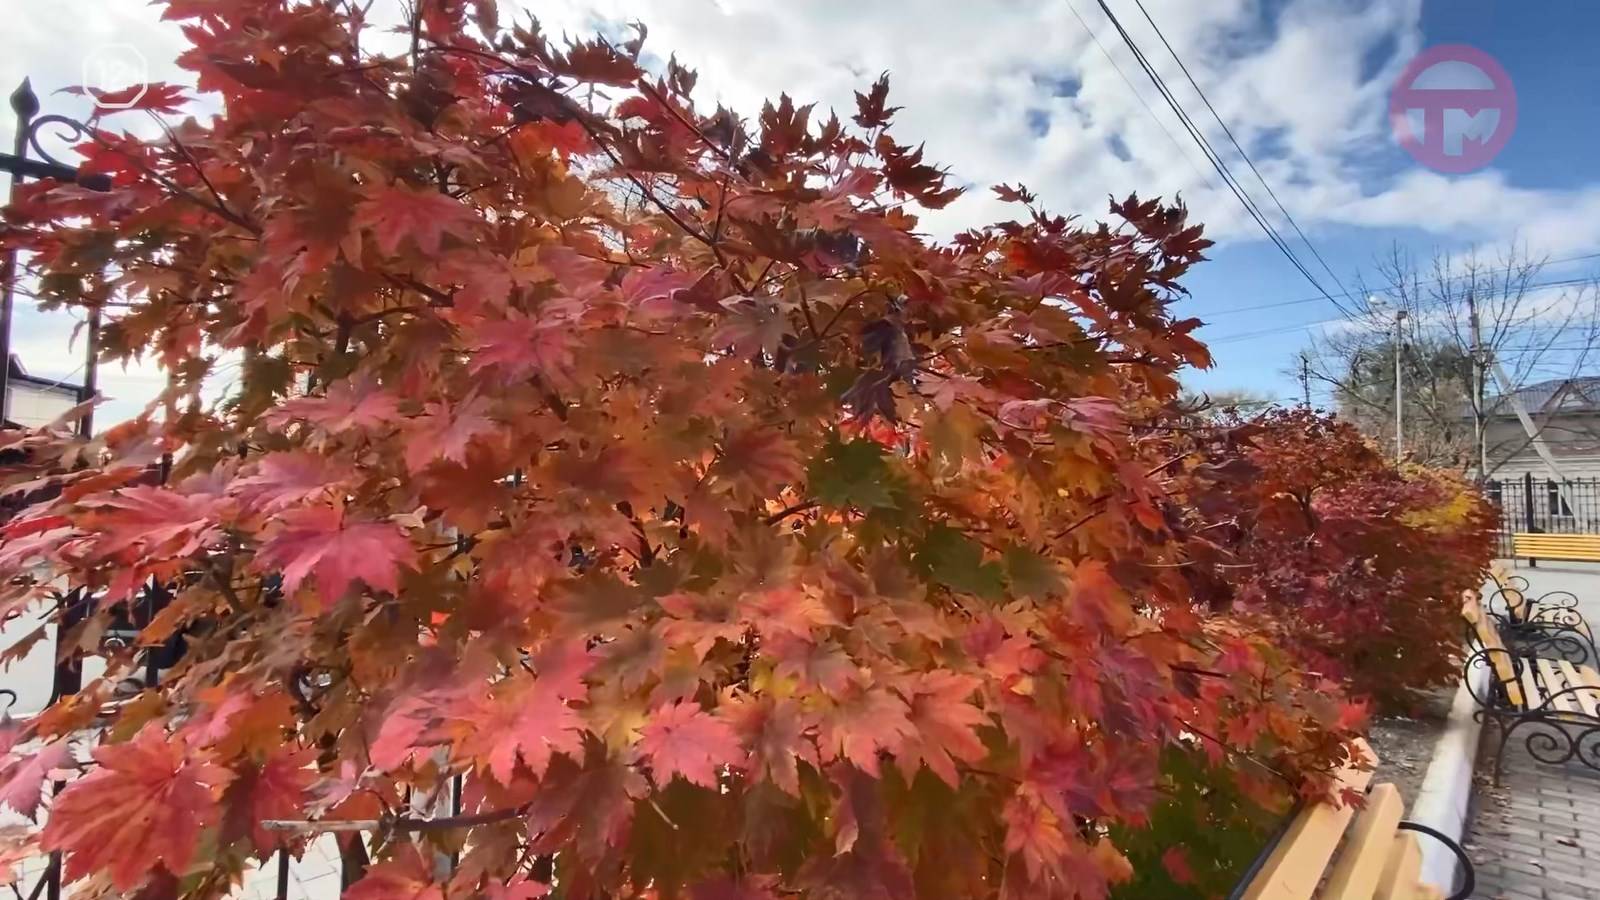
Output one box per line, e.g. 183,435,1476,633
1299,352,1311,407
1394,309,1406,462
1468,291,1488,479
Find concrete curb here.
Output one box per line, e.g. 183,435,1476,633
1411,660,1489,894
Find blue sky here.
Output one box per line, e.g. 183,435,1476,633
5,0,1600,421
1171,0,1600,402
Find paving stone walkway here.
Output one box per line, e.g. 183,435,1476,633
1463,733,1600,900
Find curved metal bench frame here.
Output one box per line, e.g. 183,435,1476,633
1464,641,1600,785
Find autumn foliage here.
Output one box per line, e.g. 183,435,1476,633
1180,408,1498,710
0,2,1488,898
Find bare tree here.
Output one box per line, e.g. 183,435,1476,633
1306,242,1600,475
1177,385,1278,420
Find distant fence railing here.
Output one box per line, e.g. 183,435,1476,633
1483,475,1600,556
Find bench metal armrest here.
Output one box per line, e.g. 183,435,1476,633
1524,590,1591,628
1462,647,1524,709
1397,821,1475,900
1487,587,1543,625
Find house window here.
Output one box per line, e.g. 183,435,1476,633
1547,481,1575,520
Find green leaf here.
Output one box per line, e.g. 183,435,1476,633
1003,546,1064,599
807,435,900,510
917,525,1004,600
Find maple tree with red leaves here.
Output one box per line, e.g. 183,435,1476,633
0,2,1479,898
1178,408,1497,711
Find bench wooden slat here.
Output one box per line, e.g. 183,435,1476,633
1320,782,1404,899
1537,658,1580,714
1513,534,1600,542
1239,741,1376,900
1561,659,1600,719
1464,591,1525,707
1520,660,1544,713
1374,830,1423,900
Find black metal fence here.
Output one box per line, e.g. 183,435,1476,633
1484,475,1600,555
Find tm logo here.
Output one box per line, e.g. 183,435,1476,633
81,45,150,111
1389,44,1516,174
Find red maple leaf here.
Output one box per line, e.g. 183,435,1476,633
1161,846,1195,885
467,314,578,384
269,375,402,434
354,185,480,256
220,747,314,856
463,682,586,784
769,634,858,694
41,724,228,891
718,693,815,795
1003,785,1071,883
254,504,416,599
0,742,71,819
231,452,351,514
403,395,497,474
816,686,914,777
78,485,223,560
486,877,553,900
63,82,190,115
895,672,989,786
345,845,444,900
637,701,740,789
711,426,804,499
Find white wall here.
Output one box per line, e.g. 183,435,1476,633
6,384,77,430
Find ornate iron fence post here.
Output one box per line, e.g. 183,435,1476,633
0,77,118,900
1,78,111,433
1524,472,1538,566
0,80,39,423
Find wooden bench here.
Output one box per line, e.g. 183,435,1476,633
1482,565,1595,660
1463,589,1600,783
1231,739,1472,900
1511,531,1600,563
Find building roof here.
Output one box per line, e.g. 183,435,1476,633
1483,375,1600,418
6,354,83,398
3,355,87,430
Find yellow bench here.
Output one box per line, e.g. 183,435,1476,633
1510,531,1600,563
1233,739,1471,900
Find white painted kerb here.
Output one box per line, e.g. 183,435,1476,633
1411,661,1488,895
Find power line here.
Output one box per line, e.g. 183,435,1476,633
1126,0,1351,302
1201,251,1600,318
1204,274,1600,346
1061,0,1217,191
1089,0,1345,311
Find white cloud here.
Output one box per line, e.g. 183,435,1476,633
2,0,1594,419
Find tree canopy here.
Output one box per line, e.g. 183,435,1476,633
0,3,1490,899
